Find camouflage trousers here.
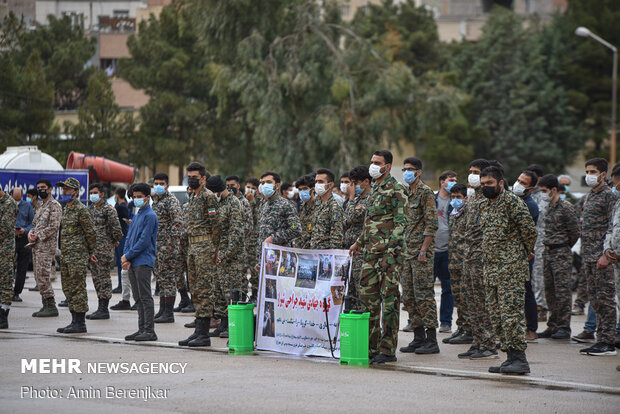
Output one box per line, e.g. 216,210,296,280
177,241,189,292
347,254,363,300
154,249,180,297
247,244,259,294
0,246,13,306
212,261,247,319
583,261,617,344
449,264,470,332
32,244,56,300
532,236,547,309
90,251,114,300
60,253,89,313
187,241,216,318
484,262,527,352
463,257,496,350
543,247,573,332
359,252,401,358
401,255,438,329
574,268,588,308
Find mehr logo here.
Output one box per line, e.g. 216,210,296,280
22,359,82,374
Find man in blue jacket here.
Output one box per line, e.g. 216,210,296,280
121,183,158,342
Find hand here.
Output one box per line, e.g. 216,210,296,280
417,251,427,263
346,183,355,199
349,243,361,257
214,250,221,265
255,263,260,273
28,232,38,243
246,192,254,202
89,255,98,264
264,236,273,244
528,253,535,261
597,254,610,269
121,254,128,264
122,261,131,270
604,249,618,264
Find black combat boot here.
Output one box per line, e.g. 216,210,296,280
188,317,212,347
442,327,463,344
449,330,474,344
154,297,175,323
209,317,226,337
57,310,76,333
500,350,530,374
415,328,440,354
179,323,199,346
62,312,87,333
87,299,110,320
174,290,191,312
489,350,513,373
399,327,426,353
218,317,229,338
153,297,165,320
180,298,195,313
0,307,9,329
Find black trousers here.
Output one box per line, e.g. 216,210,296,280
14,236,31,295
524,258,538,332
129,265,154,334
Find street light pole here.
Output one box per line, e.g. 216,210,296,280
575,27,618,166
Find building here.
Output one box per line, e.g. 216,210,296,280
0,0,36,26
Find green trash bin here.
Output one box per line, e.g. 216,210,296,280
339,311,370,366
228,303,255,354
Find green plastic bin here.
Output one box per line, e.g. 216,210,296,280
228,303,255,354
339,311,370,366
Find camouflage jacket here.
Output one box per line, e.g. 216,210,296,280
246,196,263,254
543,199,580,248
479,189,537,267
343,193,370,249
404,179,437,256
448,206,467,267
31,197,62,247
60,200,97,256
297,199,317,249
462,188,485,257
256,193,302,261
187,187,221,252
0,193,17,252
89,201,123,255
581,185,617,262
603,199,620,254
236,192,254,234
217,194,245,263
355,174,407,257
152,190,184,249
310,193,344,250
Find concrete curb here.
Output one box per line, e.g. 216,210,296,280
4,330,619,395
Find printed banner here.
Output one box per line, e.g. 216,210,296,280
0,169,89,203
256,243,351,357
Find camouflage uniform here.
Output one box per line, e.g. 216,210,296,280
310,193,343,250
60,197,97,313
247,197,263,292
0,193,18,307
343,193,370,299
531,191,548,309
238,191,253,269
603,199,620,323
89,202,123,300
256,194,301,261
448,205,469,332
187,187,221,318
402,179,438,329
462,189,497,350
152,191,184,297
297,199,316,249
581,185,617,345
479,190,537,352
542,199,580,332
213,194,245,318
31,197,62,300
355,174,407,358
177,202,189,292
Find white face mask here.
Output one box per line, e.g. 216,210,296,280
340,183,348,194
585,173,599,188
468,173,481,188
287,190,295,199
540,192,551,203
315,183,328,196
369,164,383,179
512,182,526,197
467,188,475,199
245,186,256,194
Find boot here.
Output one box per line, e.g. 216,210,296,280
86,299,110,320
500,350,530,374
442,327,462,343
184,319,196,328
58,299,68,307
174,290,191,312
218,317,229,338
32,297,59,317
179,323,199,346
110,300,131,310
209,317,226,337
181,300,195,313
188,317,212,347
57,311,76,333
125,331,142,341
449,330,474,344
154,297,175,323
489,350,513,373
153,297,165,320
135,331,158,341
415,328,440,354
399,327,426,353
62,312,87,333
0,308,9,329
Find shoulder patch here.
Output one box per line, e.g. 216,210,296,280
331,211,339,222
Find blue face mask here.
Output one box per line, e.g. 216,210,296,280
89,194,100,204
134,198,146,208
59,193,74,203
355,185,364,196
153,185,166,195
559,194,567,200
450,198,463,209
613,187,620,196
564,185,570,193
446,181,456,192
261,183,275,198
403,170,417,184
299,190,311,202
26,197,32,203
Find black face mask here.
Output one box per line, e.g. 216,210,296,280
228,186,238,195
37,189,48,199
482,185,501,199
188,177,201,189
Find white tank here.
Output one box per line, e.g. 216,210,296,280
0,146,63,171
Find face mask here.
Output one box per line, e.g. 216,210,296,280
245,187,256,195
482,185,500,199
89,194,100,204
540,192,551,202
369,164,383,179
215,193,221,202
287,190,295,199
403,170,417,184
299,190,311,202
59,193,74,203
315,183,328,196
559,194,567,200
134,198,146,208
340,183,348,194
612,187,620,196
153,185,166,195
585,173,599,188
261,183,275,197
188,177,201,189
512,182,527,197
37,189,48,199
467,188,475,199
355,185,363,196
450,198,463,209
564,185,570,193
468,174,481,188
446,181,456,192
228,186,238,195
26,197,32,203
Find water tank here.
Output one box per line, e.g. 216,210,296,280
0,146,64,171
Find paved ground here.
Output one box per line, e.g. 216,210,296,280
2,272,619,413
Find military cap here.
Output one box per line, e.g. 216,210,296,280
56,177,81,190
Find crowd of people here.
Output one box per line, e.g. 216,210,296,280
1,150,619,374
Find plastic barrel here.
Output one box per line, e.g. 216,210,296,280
228,303,255,354
339,311,370,366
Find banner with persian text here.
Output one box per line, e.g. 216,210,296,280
256,243,351,357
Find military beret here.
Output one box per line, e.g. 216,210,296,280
206,175,226,193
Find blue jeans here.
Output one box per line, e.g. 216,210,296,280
584,302,620,333
114,236,126,287
433,251,454,325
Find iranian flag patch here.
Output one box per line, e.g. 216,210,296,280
208,208,216,216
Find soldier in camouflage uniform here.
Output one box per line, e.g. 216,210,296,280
29,179,62,318
0,184,18,329
55,178,98,334
226,176,253,300
310,169,343,250
343,166,371,300
244,177,262,300
577,158,618,356
178,163,221,347
603,165,620,349
87,183,123,320
535,175,580,339
399,157,440,355
295,174,317,249
350,150,407,364
479,167,537,374
208,176,245,338
151,173,184,323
